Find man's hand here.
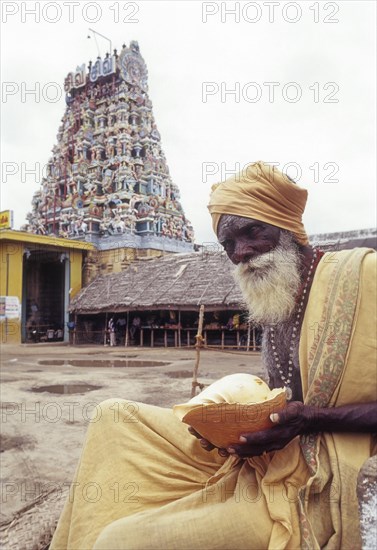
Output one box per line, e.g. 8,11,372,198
227,401,308,458
187,402,308,458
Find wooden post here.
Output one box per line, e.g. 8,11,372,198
178,310,181,348
191,304,205,398
104,312,108,346
246,321,251,352
73,313,77,346
125,311,129,347
5,253,9,340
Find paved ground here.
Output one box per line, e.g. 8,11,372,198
0,343,264,523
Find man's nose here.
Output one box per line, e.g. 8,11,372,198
230,242,255,265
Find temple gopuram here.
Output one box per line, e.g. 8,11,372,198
25,41,194,280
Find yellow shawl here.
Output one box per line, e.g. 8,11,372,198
248,248,376,548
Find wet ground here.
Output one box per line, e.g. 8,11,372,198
0,343,264,523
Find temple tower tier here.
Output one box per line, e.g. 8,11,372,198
25,41,194,253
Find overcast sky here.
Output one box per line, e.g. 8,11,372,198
1,0,376,245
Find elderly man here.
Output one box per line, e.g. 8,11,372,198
51,162,376,550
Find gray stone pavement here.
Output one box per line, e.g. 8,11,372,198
0,343,264,523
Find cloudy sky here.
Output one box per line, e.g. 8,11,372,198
1,0,376,245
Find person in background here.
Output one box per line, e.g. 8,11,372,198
129,316,141,340
108,317,116,347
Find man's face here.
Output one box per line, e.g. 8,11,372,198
217,215,302,325
217,215,281,265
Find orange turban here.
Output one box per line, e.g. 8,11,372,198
207,161,309,245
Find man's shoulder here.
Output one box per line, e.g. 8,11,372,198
319,247,376,269
312,248,376,291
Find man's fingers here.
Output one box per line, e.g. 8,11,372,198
227,444,262,457
199,438,215,451
218,449,228,457
238,430,270,445
279,402,305,424
268,403,303,426
188,426,226,454
188,427,213,449
188,426,201,439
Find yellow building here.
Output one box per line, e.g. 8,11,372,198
0,230,94,344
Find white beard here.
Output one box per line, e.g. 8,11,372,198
233,232,302,326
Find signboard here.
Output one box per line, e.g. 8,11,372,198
64,55,117,93
89,55,116,82
0,210,14,230
64,64,86,92
0,296,21,319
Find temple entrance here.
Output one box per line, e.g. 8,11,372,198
22,250,69,343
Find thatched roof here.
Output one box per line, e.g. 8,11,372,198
309,228,376,252
71,251,244,314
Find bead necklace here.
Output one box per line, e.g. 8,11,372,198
269,249,319,401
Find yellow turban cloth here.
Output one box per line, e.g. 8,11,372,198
207,161,309,245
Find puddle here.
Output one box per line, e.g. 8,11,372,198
38,359,170,368
164,370,193,378
0,434,34,452
1,377,30,383
31,384,102,394
38,360,66,366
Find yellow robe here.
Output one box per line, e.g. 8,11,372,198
50,249,376,549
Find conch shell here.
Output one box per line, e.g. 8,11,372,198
173,373,286,448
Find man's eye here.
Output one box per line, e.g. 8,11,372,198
248,225,260,235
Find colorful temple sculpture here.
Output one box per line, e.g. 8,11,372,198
25,41,194,253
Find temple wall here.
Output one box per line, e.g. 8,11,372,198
82,247,166,285
0,241,23,343
0,232,94,343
